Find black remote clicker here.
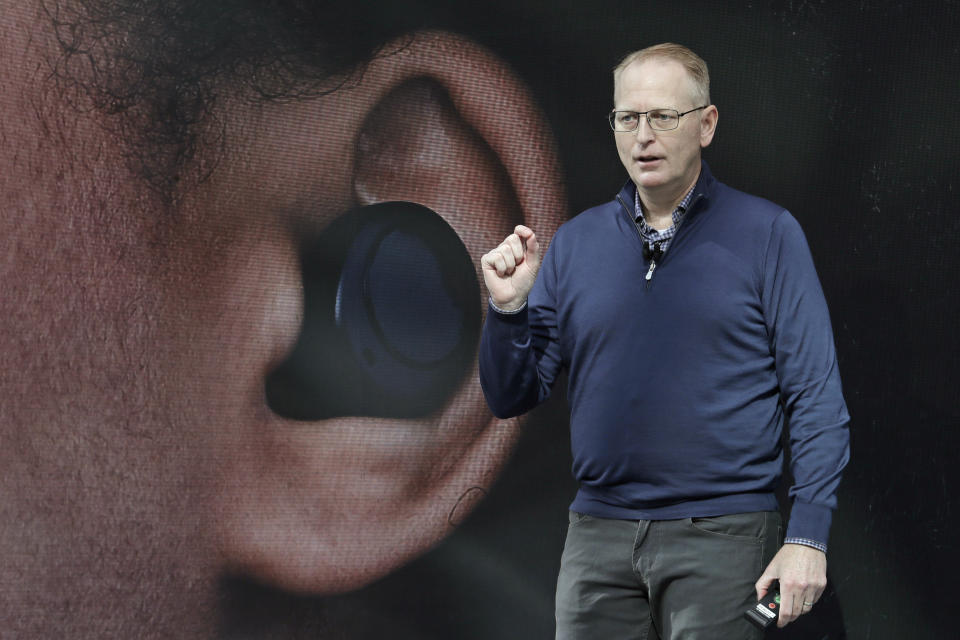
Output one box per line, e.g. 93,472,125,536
744,586,780,629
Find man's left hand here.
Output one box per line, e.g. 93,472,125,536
755,543,827,628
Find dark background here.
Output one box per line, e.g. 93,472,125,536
222,1,960,637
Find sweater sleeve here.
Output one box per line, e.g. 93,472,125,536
762,211,851,549
478,242,565,418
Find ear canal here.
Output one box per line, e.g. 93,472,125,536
265,200,480,420
264,77,519,421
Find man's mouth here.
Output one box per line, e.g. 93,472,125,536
636,155,662,165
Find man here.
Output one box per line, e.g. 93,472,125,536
479,43,850,638
0,1,565,636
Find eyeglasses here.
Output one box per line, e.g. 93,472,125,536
608,106,708,132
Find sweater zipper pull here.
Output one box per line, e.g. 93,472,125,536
642,241,662,287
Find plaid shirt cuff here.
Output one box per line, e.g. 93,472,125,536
783,537,827,553
489,298,527,314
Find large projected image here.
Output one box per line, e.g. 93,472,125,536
0,2,563,637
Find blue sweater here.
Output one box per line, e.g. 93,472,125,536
479,162,850,546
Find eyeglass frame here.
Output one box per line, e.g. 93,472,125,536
608,105,709,132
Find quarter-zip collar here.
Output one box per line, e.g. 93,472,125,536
616,160,716,285
616,159,716,224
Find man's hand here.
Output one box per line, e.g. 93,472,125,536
755,544,827,628
480,225,540,311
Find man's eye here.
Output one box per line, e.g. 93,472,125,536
651,111,673,122
618,113,637,124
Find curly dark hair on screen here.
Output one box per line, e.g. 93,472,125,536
44,0,421,198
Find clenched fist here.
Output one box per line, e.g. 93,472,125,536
480,225,540,312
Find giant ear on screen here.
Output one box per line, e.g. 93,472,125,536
184,31,566,595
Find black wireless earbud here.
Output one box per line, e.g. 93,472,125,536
266,201,480,420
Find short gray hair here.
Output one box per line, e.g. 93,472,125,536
613,43,710,106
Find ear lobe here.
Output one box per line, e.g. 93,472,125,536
208,31,566,594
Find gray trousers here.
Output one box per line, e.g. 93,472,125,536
555,510,781,640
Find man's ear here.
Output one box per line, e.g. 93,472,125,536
700,104,718,148
179,31,566,594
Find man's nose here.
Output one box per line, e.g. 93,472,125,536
634,116,655,143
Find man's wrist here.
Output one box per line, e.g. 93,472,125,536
783,537,827,553
489,297,527,314
784,501,832,550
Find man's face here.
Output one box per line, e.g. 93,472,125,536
613,58,714,199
